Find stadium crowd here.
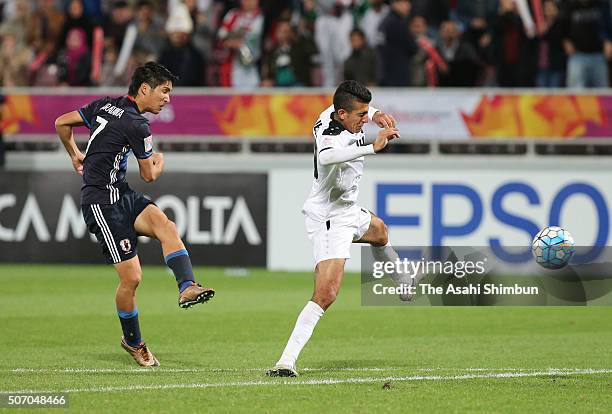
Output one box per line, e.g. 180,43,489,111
0,0,611,88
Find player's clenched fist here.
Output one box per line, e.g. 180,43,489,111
373,127,400,153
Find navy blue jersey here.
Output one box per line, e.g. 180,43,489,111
78,96,153,205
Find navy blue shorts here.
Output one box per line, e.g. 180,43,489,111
82,188,154,264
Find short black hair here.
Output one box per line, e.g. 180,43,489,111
128,62,178,97
333,80,372,112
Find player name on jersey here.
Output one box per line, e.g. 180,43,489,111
100,103,125,118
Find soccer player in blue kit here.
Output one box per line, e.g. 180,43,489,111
55,62,215,367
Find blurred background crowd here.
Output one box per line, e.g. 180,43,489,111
1,0,611,89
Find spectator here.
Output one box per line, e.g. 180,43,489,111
81,0,105,25
260,0,297,41
183,0,217,65
1,0,32,46
560,0,612,88
217,0,264,88
455,0,499,30
300,0,317,26
377,0,418,86
104,0,135,51
0,26,32,86
537,0,566,87
56,0,95,57
262,19,317,86
57,27,92,86
409,15,430,86
359,0,389,48
158,3,206,86
436,20,481,86
133,0,165,60
343,28,377,86
461,16,492,74
28,0,66,57
411,0,450,32
313,0,353,87
491,0,538,86
99,42,135,87
410,15,447,86
292,16,319,86
454,1,496,86
99,43,120,86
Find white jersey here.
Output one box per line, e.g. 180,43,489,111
302,105,377,223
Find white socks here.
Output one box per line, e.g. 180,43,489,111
277,301,325,367
371,242,425,301
371,241,399,263
371,242,407,286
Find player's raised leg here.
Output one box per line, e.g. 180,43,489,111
134,204,214,308
267,258,344,377
115,256,159,367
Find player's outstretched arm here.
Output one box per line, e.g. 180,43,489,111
318,144,375,166
55,111,86,175
318,127,400,166
137,152,164,183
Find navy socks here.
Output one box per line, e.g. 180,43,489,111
118,308,142,347
117,250,195,347
165,249,195,293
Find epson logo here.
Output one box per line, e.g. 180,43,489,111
377,181,609,263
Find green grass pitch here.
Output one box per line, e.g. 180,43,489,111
1,264,612,413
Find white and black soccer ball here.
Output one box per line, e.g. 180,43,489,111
531,226,575,269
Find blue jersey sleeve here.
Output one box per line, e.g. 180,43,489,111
128,120,153,159
78,97,108,130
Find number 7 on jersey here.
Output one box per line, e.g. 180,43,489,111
85,116,108,154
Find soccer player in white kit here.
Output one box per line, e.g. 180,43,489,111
266,80,404,377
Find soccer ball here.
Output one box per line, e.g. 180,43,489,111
531,226,575,269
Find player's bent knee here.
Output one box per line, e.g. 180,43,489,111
155,218,178,241
165,220,178,237
370,221,389,246
130,275,142,288
380,223,389,245
120,271,141,289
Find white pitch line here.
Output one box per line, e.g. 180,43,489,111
4,369,612,394
6,367,605,374
416,367,597,372
7,367,402,374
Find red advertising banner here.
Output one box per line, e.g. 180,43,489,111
3,93,331,139
4,91,612,140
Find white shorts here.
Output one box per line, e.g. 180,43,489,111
305,206,372,265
